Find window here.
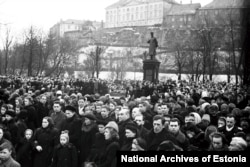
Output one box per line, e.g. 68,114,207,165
180,25,183,28
180,17,183,21
205,11,208,15
172,25,175,28
172,18,175,22
215,10,218,15
188,17,192,21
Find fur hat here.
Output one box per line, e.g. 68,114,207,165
65,105,76,113
125,123,138,134
83,113,96,121
105,121,119,132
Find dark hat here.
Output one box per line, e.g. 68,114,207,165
5,109,16,117
158,140,182,151
65,105,76,113
83,113,96,121
0,142,12,151
125,123,138,134
96,119,108,126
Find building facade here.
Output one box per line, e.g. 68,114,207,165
105,0,178,28
50,19,103,38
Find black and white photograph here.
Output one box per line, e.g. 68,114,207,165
0,0,250,167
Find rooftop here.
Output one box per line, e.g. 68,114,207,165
106,0,179,9
166,3,201,15
201,0,250,9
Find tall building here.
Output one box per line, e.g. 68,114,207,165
50,19,103,38
163,3,201,29
105,0,179,28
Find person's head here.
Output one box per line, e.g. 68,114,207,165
101,106,110,118
132,107,141,120
42,116,54,129
78,98,85,108
138,102,147,113
125,123,137,138
53,101,62,112
229,137,247,151
0,142,13,161
118,108,130,122
5,109,16,121
220,103,229,115
25,129,33,140
131,137,147,151
60,130,69,145
209,104,219,116
218,117,226,128
163,114,172,128
168,118,181,135
95,104,102,114
205,125,218,142
24,96,33,106
153,115,165,134
185,114,195,125
134,114,145,126
226,114,236,129
104,121,119,140
109,102,116,111
211,132,226,150
240,118,249,131
0,105,8,115
150,32,154,37
83,113,96,126
161,103,169,115
97,120,107,134
65,105,76,119
40,95,47,104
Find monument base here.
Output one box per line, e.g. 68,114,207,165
143,59,160,82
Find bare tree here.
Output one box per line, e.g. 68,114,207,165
2,27,13,74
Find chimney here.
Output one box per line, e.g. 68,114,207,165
191,0,192,4
180,0,182,4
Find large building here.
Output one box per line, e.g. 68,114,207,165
105,0,179,28
50,19,103,38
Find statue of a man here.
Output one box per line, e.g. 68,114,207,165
147,32,158,60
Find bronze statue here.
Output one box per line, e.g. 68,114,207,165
147,32,158,60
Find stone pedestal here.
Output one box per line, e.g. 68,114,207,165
143,59,160,82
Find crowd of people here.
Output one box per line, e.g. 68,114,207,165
0,75,250,167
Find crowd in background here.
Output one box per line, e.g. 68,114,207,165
0,75,250,167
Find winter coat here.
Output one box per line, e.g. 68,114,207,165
5,119,20,147
88,132,106,163
16,138,34,167
51,143,78,167
33,127,59,167
50,111,67,131
35,102,49,126
60,114,81,149
120,137,134,151
98,137,120,167
24,105,38,130
79,122,98,165
146,128,178,151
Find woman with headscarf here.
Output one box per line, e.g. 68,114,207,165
33,116,59,167
98,121,120,167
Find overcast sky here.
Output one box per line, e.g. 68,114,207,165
0,0,213,34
